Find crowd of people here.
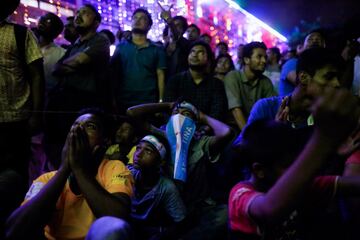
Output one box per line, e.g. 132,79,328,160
1,0,360,239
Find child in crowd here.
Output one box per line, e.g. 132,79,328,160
105,116,138,164
127,101,233,240
128,134,187,239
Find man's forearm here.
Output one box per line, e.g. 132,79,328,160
231,107,247,130
250,131,341,225
6,168,70,239
157,69,165,101
72,169,130,219
127,102,173,118
53,52,90,76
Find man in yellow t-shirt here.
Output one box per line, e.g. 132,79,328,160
6,109,134,239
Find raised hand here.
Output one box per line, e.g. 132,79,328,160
275,96,290,122
68,125,92,172
157,1,174,21
312,88,360,144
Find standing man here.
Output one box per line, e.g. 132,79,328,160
111,8,167,113
159,4,191,79
46,4,110,169
224,41,277,131
0,0,44,234
36,12,65,93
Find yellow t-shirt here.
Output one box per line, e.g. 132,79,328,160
105,145,136,164
24,159,134,240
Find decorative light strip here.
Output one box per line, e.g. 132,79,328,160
224,0,287,42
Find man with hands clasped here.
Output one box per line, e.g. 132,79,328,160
6,109,133,240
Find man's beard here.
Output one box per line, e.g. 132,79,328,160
132,28,148,35
75,26,88,35
250,67,265,77
189,63,207,72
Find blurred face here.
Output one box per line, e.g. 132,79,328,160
303,32,325,50
188,45,208,68
133,141,160,170
64,18,78,43
215,57,232,74
75,6,99,33
37,14,53,34
245,48,267,74
186,26,200,41
173,19,186,35
201,35,211,45
115,122,135,144
131,11,150,33
215,44,228,57
71,114,103,149
306,64,340,99
266,49,277,63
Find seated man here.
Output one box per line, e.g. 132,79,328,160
164,41,227,121
129,135,187,239
229,88,360,239
6,109,133,240
85,135,186,240
127,101,232,240
239,47,342,137
105,116,138,164
224,41,277,131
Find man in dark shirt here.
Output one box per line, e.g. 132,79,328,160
45,4,110,169
164,41,227,121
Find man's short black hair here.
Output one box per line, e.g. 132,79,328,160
296,48,344,78
45,13,64,40
234,120,312,169
100,29,115,44
200,33,211,39
83,4,101,23
242,41,267,62
215,53,235,71
189,40,215,66
303,28,327,43
216,41,229,51
0,0,20,21
133,8,153,29
188,23,200,34
173,16,188,32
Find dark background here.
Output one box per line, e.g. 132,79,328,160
237,0,360,37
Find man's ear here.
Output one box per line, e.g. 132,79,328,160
244,57,250,65
298,71,311,85
252,162,265,179
94,20,100,29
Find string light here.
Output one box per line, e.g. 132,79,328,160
12,0,287,51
